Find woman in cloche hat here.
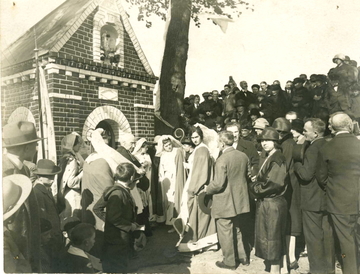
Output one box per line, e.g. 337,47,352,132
249,127,288,274
3,174,33,273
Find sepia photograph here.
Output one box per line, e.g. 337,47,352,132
1,0,359,273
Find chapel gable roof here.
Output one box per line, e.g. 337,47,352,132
2,0,154,76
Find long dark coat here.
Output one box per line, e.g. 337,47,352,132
249,150,288,261
280,134,302,236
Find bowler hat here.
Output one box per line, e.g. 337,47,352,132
258,127,279,141
198,192,213,215
291,119,304,134
33,159,62,175
3,174,32,221
2,121,41,148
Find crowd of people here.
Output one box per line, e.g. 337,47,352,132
2,53,360,274
181,53,360,136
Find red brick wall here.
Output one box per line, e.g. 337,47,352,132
1,80,39,128
123,31,148,74
59,9,97,60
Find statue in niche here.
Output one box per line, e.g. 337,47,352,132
100,29,120,66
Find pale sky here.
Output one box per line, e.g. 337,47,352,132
1,0,360,97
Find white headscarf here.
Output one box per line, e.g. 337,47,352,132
155,135,183,157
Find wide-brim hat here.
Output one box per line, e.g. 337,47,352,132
33,159,62,175
257,127,279,141
292,141,310,164
3,174,32,221
198,192,213,215
2,121,42,148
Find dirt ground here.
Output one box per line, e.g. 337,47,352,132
127,224,342,274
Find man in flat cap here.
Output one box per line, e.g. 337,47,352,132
2,121,42,272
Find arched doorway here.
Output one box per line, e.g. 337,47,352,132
82,105,131,149
95,120,115,148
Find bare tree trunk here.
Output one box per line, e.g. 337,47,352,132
155,0,191,135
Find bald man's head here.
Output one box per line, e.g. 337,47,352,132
119,133,136,152
330,113,353,133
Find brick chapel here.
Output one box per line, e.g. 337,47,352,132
1,0,157,158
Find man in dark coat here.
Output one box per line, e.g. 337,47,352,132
33,159,65,272
2,121,42,272
225,122,259,173
206,131,251,270
294,119,335,274
235,81,257,107
291,78,312,119
211,90,223,117
328,54,359,115
316,113,360,274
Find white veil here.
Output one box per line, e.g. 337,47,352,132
155,135,183,157
193,123,219,160
87,128,145,213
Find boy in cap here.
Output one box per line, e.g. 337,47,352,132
33,159,65,272
94,163,144,273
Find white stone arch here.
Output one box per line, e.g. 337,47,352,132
8,107,36,125
82,105,131,143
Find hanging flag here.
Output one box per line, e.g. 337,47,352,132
37,66,57,164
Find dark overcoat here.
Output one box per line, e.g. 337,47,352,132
249,150,288,261
316,133,360,215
